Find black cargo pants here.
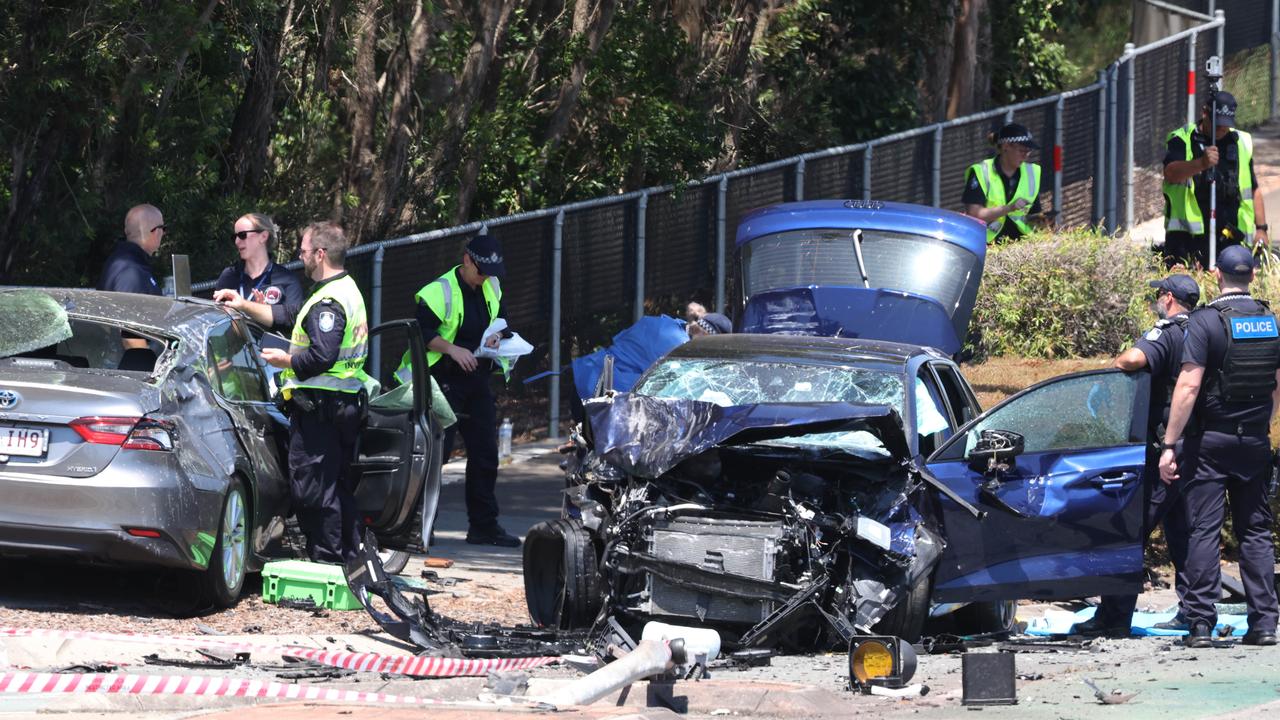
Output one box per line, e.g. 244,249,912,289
288,390,364,564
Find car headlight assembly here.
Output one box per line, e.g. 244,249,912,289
848,636,916,692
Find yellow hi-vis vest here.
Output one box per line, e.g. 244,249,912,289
968,158,1041,243
279,274,373,399
1162,124,1256,239
394,267,508,385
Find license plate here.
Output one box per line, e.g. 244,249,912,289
0,426,49,458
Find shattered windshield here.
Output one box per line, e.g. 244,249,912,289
0,289,72,357
636,358,904,458
741,228,977,315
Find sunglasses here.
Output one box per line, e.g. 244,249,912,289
234,229,265,240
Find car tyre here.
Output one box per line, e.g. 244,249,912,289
956,599,1018,635
871,570,931,642
523,519,600,630
377,549,411,575
199,478,249,609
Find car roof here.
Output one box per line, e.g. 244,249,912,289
19,288,230,334
733,200,986,258
665,333,945,368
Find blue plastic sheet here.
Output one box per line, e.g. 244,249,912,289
1024,606,1250,637
572,316,689,400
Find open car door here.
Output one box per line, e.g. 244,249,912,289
351,319,442,542
924,369,1151,603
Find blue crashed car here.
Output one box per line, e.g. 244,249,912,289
523,201,1149,648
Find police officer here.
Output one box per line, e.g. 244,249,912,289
1159,245,1280,648
214,213,305,320
99,204,164,296
400,234,519,547
962,123,1044,244
1161,91,1269,269
1074,274,1198,637
215,221,373,564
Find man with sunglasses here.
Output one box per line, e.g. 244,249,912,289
99,204,165,295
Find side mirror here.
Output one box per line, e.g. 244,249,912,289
966,429,1025,474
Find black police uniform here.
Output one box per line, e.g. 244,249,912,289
1178,292,1280,636
1092,313,1192,630
960,164,1043,243
279,273,365,564
98,240,161,295
215,261,306,321
417,267,506,536
1162,129,1259,268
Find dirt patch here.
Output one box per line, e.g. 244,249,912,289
961,355,1116,409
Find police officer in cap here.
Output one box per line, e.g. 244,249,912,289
404,233,520,547
215,221,373,563
1159,245,1280,647
962,123,1045,244
1074,274,1198,637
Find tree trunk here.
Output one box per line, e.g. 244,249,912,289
155,0,221,127
538,0,619,163
713,0,776,171
314,0,349,94
336,0,381,226
945,0,987,119
920,1,959,124
223,1,297,195
0,123,64,281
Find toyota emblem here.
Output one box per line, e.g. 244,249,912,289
0,390,19,409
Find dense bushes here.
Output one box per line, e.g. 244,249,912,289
967,229,1280,360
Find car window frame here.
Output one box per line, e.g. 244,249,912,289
926,368,1148,463
929,360,980,427
204,317,272,404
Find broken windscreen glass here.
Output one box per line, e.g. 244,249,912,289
0,289,72,358
636,358,905,413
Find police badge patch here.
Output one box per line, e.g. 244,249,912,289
318,311,336,333
1145,327,1162,341
264,286,282,304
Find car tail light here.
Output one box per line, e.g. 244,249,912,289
126,528,163,538
71,417,176,451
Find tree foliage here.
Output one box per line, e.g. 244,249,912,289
0,0,1078,286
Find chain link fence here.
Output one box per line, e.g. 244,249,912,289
198,2,1280,438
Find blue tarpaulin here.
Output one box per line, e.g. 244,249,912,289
571,315,689,400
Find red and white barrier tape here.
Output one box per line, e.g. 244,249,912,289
0,671,510,707
0,627,558,677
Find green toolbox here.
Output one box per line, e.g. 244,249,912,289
261,559,363,611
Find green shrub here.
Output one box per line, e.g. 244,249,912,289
968,228,1280,360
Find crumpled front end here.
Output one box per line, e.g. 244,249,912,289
530,394,946,650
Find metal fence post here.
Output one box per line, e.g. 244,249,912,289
1096,71,1107,227
1124,43,1135,233
1107,62,1119,234
370,245,384,374
1216,9,1224,60
549,211,564,439
932,126,943,208
715,176,727,314
1188,33,1197,127
795,158,806,201
1273,0,1279,120
1053,96,1063,226
862,145,873,202
634,193,647,324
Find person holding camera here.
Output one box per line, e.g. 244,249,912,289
1161,91,1268,269
215,221,373,564
962,123,1045,244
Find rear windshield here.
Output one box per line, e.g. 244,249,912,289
8,317,167,373
741,228,978,315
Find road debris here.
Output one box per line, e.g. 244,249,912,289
1083,677,1140,705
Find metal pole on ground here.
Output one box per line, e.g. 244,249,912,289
932,126,943,208
634,193,647,324
1124,43,1136,234
795,158,806,201
1096,71,1107,227
1107,62,1120,234
549,211,563,439
1272,0,1279,120
715,177,727,314
1053,96,1063,227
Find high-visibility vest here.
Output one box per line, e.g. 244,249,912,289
968,158,1041,243
394,267,507,385
279,274,373,399
1163,124,1256,237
